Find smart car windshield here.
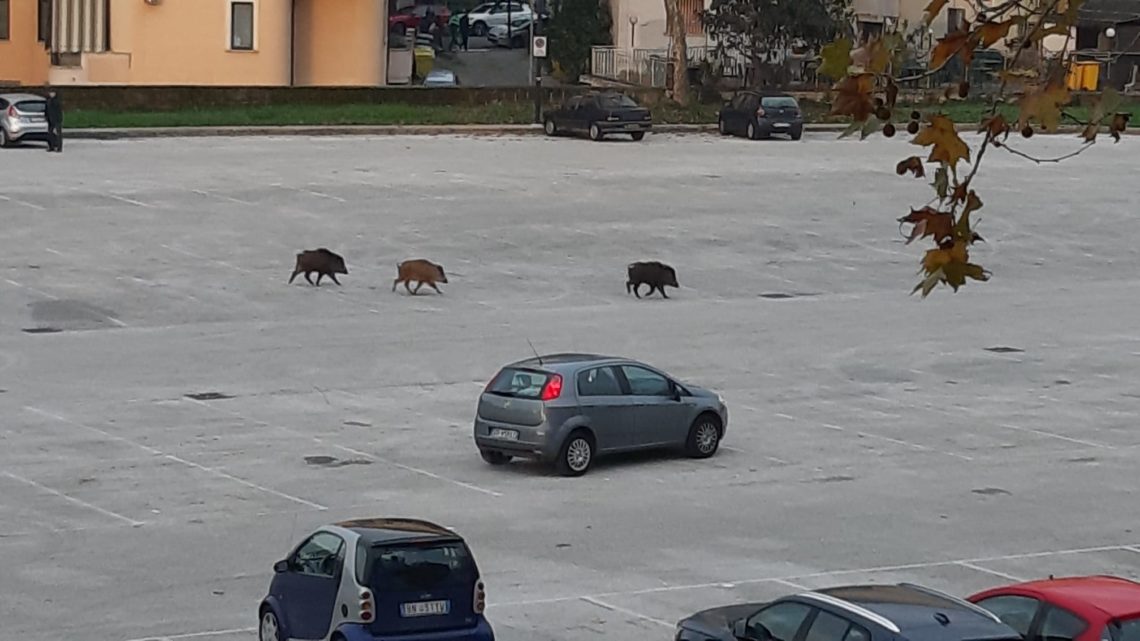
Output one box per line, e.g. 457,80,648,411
365,541,476,591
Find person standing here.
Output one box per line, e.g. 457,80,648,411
45,91,64,153
458,12,470,51
448,11,462,51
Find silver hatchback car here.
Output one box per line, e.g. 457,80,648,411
474,353,729,476
0,93,50,148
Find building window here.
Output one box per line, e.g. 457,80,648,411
230,1,255,50
38,0,51,43
947,7,965,34
0,0,10,41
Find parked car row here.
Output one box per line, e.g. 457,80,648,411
259,517,1140,641
540,89,806,143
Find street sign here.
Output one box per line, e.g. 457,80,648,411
532,36,547,58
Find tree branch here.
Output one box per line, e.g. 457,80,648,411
997,140,1096,164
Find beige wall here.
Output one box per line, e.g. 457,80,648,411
609,0,710,51
0,0,51,85
93,0,293,85
294,0,386,86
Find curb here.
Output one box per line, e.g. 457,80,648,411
64,122,1131,140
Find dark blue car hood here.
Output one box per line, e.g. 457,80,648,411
679,603,763,640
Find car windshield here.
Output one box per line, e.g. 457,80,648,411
15,100,47,114
1112,617,1140,641
760,96,798,108
485,367,551,399
366,540,476,591
598,94,638,108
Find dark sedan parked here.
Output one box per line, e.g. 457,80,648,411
543,92,652,141
677,583,1021,641
718,90,804,140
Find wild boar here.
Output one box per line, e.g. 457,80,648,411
626,261,679,299
288,248,348,286
393,258,448,295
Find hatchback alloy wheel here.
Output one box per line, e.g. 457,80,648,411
544,118,557,136
696,423,719,454
259,610,281,641
686,416,721,458
558,433,594,476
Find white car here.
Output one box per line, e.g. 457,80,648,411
0,93,50,148
486,17,532,48
465,1,532,37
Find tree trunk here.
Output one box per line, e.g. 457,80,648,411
664,0,689,104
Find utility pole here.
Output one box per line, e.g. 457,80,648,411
532,0,547,123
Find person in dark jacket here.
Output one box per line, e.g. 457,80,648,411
45,91,63,153
458,12,470,51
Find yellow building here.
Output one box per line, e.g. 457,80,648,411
0,0,392,87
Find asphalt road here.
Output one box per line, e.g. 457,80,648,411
1,132,1139,641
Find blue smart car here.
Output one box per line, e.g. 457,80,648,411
258,518,495,641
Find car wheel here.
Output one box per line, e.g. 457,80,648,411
791,129,803,141
588,123,603,141
556,430,594,477
747,122,759,140
480,450,512,466
630,131,646,141
718,118,728,135
0,128,9,148
259,609,282,641
685,414,722,458
544,118,558,136
473,21,487,36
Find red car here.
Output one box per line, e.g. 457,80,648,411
968,575,1140,641
389,4,451,31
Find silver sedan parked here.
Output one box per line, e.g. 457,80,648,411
474,353,729,476
0,93,50,148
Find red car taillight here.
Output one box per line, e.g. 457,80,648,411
6,106,16,118
539,374,563,401
474,580,486,614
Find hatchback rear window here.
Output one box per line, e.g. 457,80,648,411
14,101,46,114
1112,618,1140,641
365,541,476,591
485,368,552,399
599,94,639,108
761,97,798,108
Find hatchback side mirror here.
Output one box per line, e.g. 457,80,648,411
274,559,290,573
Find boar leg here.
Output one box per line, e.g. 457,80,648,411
429,282,443,295
626,281,633,295
633,282,643,299
329,273,342,286
392,278,402,292
288,270,301,284
304,272,315,285
405,280,416,295
658,285,669,299
412,281,425,295
315,272,324,286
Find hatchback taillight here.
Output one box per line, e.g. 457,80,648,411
539,374,563,401
6,106,16,118
474,580,486,614
360,589,374,622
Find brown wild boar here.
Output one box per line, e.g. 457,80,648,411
393,259,448,295
626,261,679,299
288,248,348,286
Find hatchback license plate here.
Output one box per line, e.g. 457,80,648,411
401,600,450,617
490,428,519,440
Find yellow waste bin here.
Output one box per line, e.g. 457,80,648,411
1067,61,1099,91
415,46,435,80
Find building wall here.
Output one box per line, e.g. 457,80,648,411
294,0,386,86
609,0,710,51
0,0,51,85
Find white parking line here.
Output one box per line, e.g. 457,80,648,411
997,423,1116,450
956,561,1028,582
106,193,154,208
488,542,1140,608
0,193,46,210
24,407,327,511
1,470,146,528
579,596,674,628
123,626,256,641
161,244,256,275
4,278,60,301
190,189,255,206
183,398,503,498
1124,546,1140,555
770,578,810,590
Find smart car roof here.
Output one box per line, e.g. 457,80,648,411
334,517,462,545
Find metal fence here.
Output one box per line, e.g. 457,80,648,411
590,45,746,87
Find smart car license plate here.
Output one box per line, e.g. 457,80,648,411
401,600,450,617
490,428,519,440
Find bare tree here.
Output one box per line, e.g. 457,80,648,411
664,0,690,103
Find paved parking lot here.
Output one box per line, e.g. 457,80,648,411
2,132,1139,641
